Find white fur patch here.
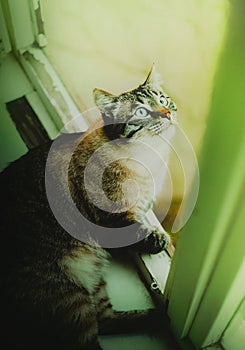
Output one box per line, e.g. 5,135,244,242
61,246,109,294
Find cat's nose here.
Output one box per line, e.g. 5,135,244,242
159,107,171,119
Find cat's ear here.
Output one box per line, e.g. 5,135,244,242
93,88,116,113
143,64,162,89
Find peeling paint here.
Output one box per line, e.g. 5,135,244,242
22,47,88,132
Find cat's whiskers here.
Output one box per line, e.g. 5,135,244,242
148,120,169,134
170,111,178,125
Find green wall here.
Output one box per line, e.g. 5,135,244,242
167,0,245,347
0,53,31,170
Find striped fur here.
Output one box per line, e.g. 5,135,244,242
0,66,177,349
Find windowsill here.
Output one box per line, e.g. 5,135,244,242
102,246,175,349
135,251,171,296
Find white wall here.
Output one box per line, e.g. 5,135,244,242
41,0,229,154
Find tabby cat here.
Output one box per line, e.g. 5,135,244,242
0,66,177,349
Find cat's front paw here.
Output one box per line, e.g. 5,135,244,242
144,229,171,254
134,225,172,255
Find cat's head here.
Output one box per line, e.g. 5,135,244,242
93,65,177,138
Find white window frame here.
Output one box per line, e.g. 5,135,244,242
1,0,88,136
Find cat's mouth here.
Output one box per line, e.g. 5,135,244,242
147,112,178,134
148,120,170,134
123,110,177,138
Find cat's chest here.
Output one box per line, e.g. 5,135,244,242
116,126,175,204
123,126,175,179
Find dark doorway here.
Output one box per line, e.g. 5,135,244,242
6,96,50,149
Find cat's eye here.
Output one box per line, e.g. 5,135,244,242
159,95,169,107
135,107,148,117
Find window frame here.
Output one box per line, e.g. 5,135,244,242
1,0,88,137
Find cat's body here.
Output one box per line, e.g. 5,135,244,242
0,66,177,349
